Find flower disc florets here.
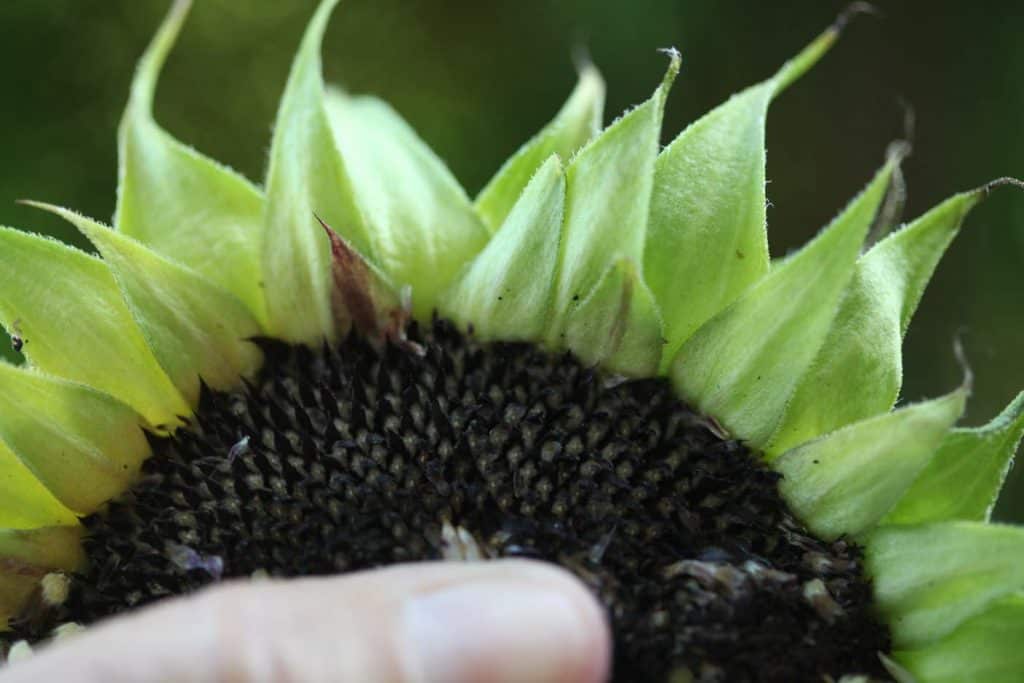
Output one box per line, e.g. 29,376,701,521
21,321,888,682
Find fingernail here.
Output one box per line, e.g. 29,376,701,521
404,576,608,683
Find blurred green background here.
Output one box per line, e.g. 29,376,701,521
1,1,1022,516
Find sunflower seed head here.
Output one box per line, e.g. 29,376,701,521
19,320,890,680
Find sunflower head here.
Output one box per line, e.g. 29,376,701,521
2,1,1023,681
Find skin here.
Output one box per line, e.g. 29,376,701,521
1,560,611,683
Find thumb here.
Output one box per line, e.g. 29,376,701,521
1,559,611,683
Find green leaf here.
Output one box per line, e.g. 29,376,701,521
324,89,490,320
775,389,965,540
548,51,679,345
885,391,1024,526
116,0,267,323
0,227,189,428
263,0,368,344
0,526,83,629
0,362,151,514
40,205,263,408
868,521,1024,648
646,24,841,367
670,161,889,447
894,592,1024,683
564,258,664,376
767,191,980,454
475,64,604,232
442,156,565,341
0,442,78,530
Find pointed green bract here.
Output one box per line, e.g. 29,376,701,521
0,363,150,514
263,0,367,344
0,442,77,530
442,156,565,341
548,52,678,345
325,90,490,319
894,593,1024,683
565,258,663,376
646,27,840,367
42,206,263,407
671,162,889,446
116,0,267,322
885,391,1024,526
475,64,605,232
868,521,1024,648
0,227,189,427
775,390,965,540
768,191,980,454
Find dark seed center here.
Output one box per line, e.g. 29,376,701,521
29,320,890,681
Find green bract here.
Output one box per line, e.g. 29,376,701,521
117,0,266,325
647,24,838,370
1,1,1022,680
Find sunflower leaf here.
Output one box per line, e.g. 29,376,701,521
767,190,981,454
646,24,841,367
0,363,151,514
868,521,1024,648
565,258,664,377
475,64,604,232
548,51,679,345
442,156,565,341
671,160,890,447
884,391,1024,526
324,89,490,320
894,592,1024,683
0,442,78,530
0,227,189,427
263,0,368,344
38,205,263,407
775,389,966,540
116,0,266,323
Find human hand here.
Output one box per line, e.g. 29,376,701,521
1,560,610,682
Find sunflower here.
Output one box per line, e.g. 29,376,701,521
1,1,1022,680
